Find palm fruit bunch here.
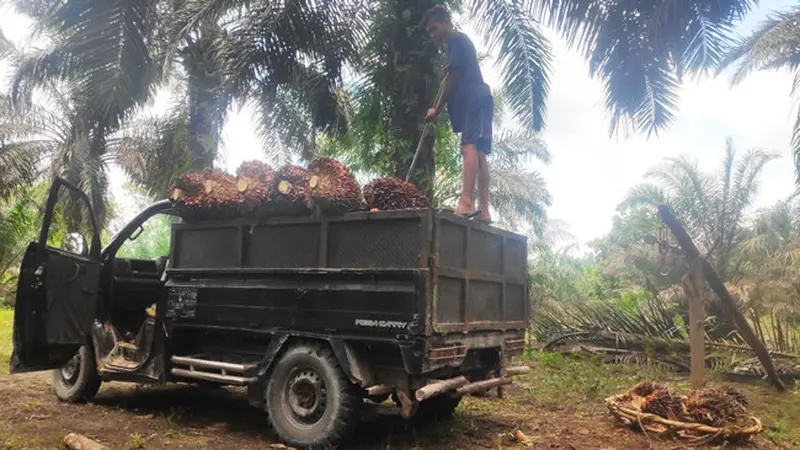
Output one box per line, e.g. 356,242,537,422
307,157,364,214
363,177,428,211
271,164,313,215
627,381,664,398
641,387,686,419
684,386,748,427
169,169,242,221
235,160,276,217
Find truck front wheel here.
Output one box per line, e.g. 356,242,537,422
52,345,102,403
266,342,362,449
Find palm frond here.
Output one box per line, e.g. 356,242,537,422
12,0,164,139
490,164,551,236
492,128,550,165
535,0,752,136
108,110,194,198
468,0,552,130
719,6,800,85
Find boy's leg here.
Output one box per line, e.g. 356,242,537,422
454,143,478,215
456,97,492,217
477,152,491,222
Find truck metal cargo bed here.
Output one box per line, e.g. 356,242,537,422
166,209,528,336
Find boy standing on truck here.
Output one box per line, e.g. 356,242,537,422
423,5,493,223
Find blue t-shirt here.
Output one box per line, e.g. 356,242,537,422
446,31,492,132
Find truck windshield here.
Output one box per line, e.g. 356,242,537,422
116,213,180,260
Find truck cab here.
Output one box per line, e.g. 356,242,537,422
11,178,174,389
10,177,530,449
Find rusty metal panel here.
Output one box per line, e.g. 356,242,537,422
432,213,528,334
468,228,503,274
438,221,466,269
435,276,463,325
504,284,526,322
466,280,502,323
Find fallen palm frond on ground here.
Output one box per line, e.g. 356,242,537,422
606,382,763,446
531,296,800,380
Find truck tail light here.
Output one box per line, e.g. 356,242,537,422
429,344,467,362
504,338,525,352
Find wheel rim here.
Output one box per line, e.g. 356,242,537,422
60,353,81,384
286,368,327,425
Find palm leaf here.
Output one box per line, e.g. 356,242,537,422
468,0,552,130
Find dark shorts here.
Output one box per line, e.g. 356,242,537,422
460,99,493,154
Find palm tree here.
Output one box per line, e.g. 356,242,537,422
623,138,778,281
0,81,162,228
4,0,362,177
717,5,800,183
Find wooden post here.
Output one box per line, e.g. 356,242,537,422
657,205,786,391
682,259,705,389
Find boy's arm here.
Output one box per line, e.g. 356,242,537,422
432,73,453,114
427,36,464,119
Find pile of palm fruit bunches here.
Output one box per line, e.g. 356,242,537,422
618,382,751,427
169,157,429,221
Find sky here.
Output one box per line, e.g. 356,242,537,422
1,1,798,245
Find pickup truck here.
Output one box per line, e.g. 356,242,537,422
10,177,530,449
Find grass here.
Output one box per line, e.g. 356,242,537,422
0,312,797,446
0,308,12,374
519,351,670,409
514,350,800,446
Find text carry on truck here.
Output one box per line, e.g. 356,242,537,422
10,177,530,449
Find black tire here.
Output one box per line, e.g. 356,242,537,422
52,345,102,403
415,394,462,421
266,341,362,449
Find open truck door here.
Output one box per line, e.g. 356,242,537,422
10,178,102,373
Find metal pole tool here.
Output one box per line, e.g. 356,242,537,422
405,79,447,183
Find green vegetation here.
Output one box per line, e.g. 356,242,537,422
0,308,12,374
116,213,175,260
513,351,800,445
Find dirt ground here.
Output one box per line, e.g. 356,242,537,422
0,371,792,450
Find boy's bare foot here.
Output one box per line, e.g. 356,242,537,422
477,211,492,223
453,199,476,217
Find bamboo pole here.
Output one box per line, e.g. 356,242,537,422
657,205,786,391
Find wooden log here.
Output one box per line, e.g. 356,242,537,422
414,376,468,402
366,384,393,396
657,204,786,391
395,390,414,418
455,377,512,395
63,433,109,450
504,366,530,377
683,258,706,389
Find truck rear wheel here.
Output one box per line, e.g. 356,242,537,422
52,345,102,403
415,394,462,421
266,342,362,449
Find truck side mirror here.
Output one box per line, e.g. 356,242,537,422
62,232,89,257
